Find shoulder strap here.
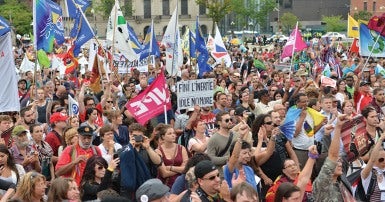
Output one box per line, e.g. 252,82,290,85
218,132,234,157
367,169,377,198
91,145,97,155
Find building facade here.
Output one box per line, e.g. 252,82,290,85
350,0,385,16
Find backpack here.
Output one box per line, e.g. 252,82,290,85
352,169,377,201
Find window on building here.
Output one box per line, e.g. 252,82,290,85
200,25,208,36
373,1,376,12
163,0,170,16
364,2,367,11
144,0,151,19
199,4,206,15
181,0,188,15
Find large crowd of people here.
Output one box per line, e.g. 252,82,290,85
1,35,385,202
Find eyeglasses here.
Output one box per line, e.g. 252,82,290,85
379,158,385,163
203,173,220,181
264,121,273,125
224,119,232,123
106,101,113,103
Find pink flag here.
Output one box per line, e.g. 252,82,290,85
125,70,171,125
281,23,307,59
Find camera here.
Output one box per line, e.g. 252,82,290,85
134,135,143,142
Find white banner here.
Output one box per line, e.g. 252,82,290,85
0,32,20,112
68,95,79,117
177,79,215,110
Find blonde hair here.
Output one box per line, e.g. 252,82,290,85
14,172,46,202
63,127,78,146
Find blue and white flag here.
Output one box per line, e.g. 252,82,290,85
65,0,92,18
139,20,160,60
127,23,143,54
196,17,212,78
0,32,20,112
71,7,95,57
359,23,385,57
0,16,10,37
189,30,196,58
68,95,79,116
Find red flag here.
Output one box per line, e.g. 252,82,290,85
125,70,171,125
89,54,101,93
349,38,359,53
63,46,78,74
368,14,385,36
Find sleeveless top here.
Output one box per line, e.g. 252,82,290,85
37,101,48,123
158,144,183,188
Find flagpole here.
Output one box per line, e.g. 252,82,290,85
109,0,118,82
362,33,382,73
289,22,299,79
171,5,179,78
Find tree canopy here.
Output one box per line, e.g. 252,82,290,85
353,11,372,22
322,15,345,32
0,0,32,35
280,12,298,34
196,0,233,34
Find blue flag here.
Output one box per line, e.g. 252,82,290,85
71,8,95,57
139,21,160,60
34,0,65,53
127,23,143,54
196,17,212,78
189,30,196,58
359,23,385,57
65,0,92,18
0,16,10,36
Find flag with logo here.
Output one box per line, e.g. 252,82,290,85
65,0,91,18
90,54,102,93
68,95,79,116
33,0,65,53
196,17,212,78
0,16,10,37
281,22,307,59
375,64,385,78
206,34,215,52
348,14,359,38
181,27,190,56
161,7,183,76
71,7,95,57
106,0,138,61
125,70,171,125
211,25,232,67
63,46,79,74
0,32,20,112
140,20,160,60
359,23,385,57
368,14,385,36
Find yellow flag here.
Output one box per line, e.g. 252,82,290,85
307,107,326,127
348,14,359,38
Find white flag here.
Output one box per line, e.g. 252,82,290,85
0,32,20,112
206,34,215,52
106,0,138,61
19,54,38,73
211,25,232,67
68,95,79,117
161,7,183,76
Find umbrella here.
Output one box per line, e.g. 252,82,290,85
230,38,243,45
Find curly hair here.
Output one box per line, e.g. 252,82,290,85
14,171,46,202
128,123,146,134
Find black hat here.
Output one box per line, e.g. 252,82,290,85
360,81,371,87
136,179,169,202
235,107,248,116
194,160,217,179
77,126,94,136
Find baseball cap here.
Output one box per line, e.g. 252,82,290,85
234,107,249,116
194,160,217,179
136,179,170,202
77,126,94,136
50,112,68,124
360,81,371,86
12,125,28,137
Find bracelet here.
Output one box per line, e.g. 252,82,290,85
107,167,114,172
308,152,319,159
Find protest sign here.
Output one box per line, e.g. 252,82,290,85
177,79,214,110
321,75,336,88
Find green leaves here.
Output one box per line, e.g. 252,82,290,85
0,0,32,35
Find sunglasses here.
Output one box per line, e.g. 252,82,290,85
224,119,232,123
379,158,385,163
203,173,220,181
106,101,113,103
264,121,273,125
97,165,105,170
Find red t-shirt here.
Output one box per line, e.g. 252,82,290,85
354,91,373,113
79,103,104,127
45,130,62,157
55,144,101,185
